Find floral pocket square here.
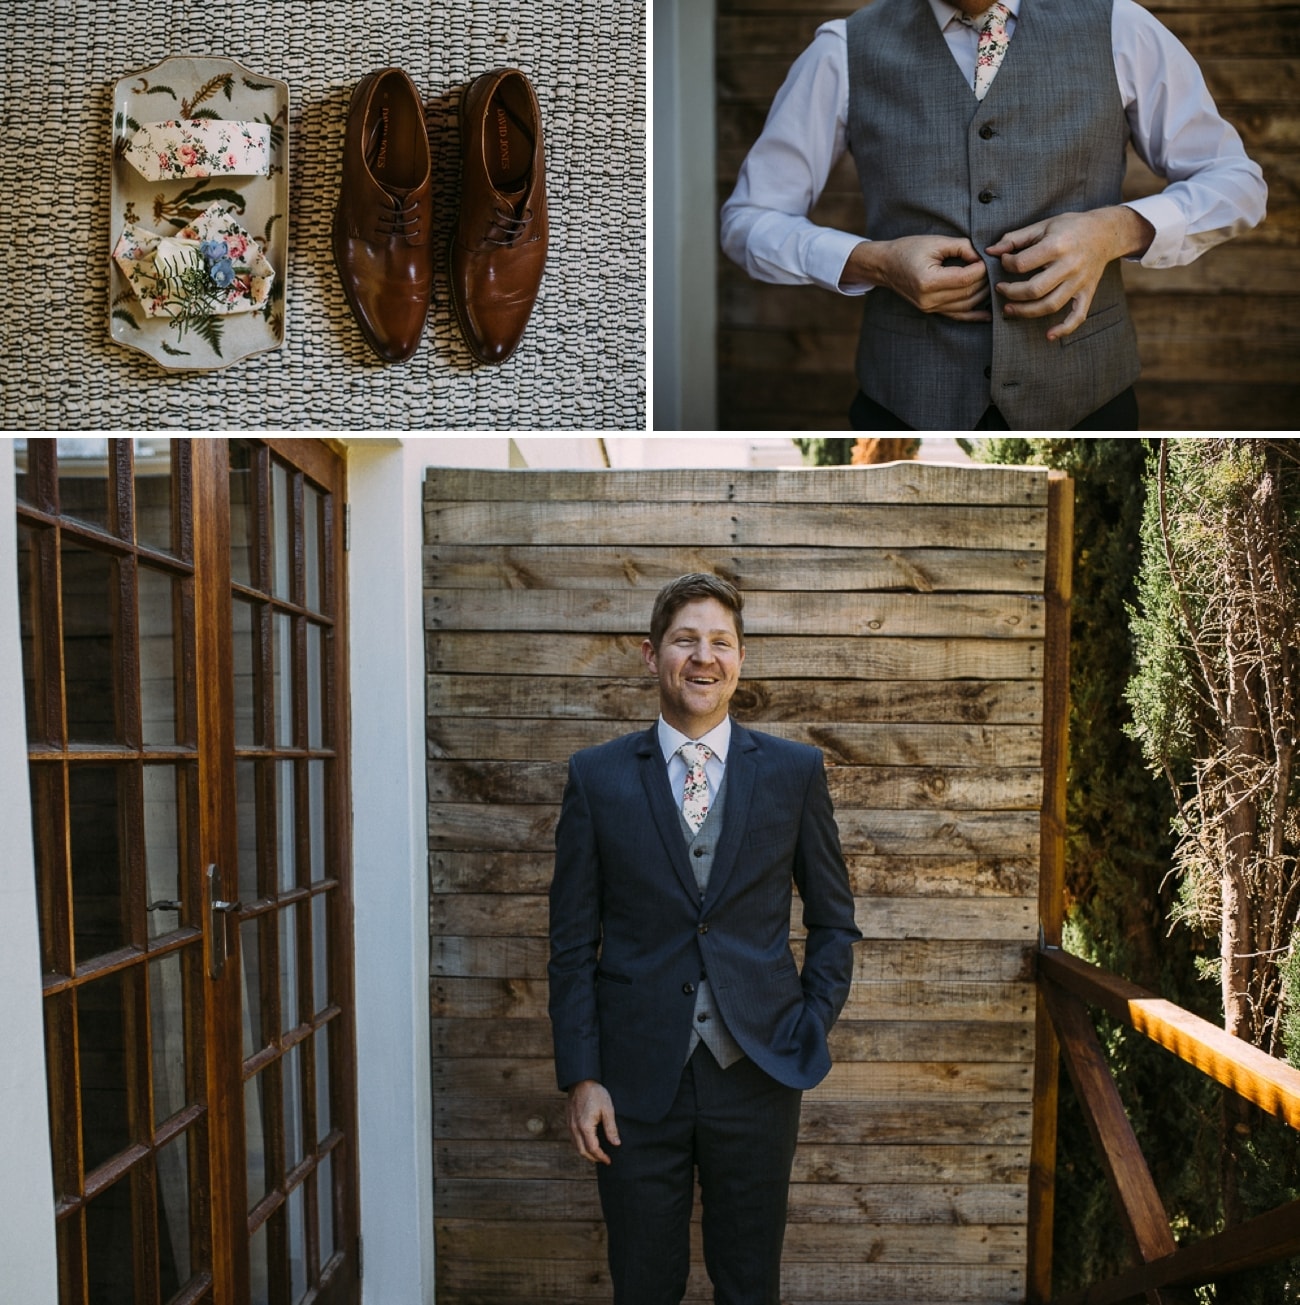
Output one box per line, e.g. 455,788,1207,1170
122,118,272,180
112,201,274,330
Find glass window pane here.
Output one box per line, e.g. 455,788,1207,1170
85,1168,137,1305
134,438,174,554
280,905,299,1035
285,1043,304,1173
277,761,296,893
57,437,112,533
29,763,64,975
144,764,181,939
308,762,326,883
232,596,259,748
70,766,127,961
306,624,323,750
230,441,255,589
304,484,322,614
16,523,39,742
312,894,329,1015
149,950,187,1127
271,461,291,601
236,760,261,903
78,968,133,1173
241,917,264,1061
250,1218,270,1305
156,1129,192,1296
15,436,30,502
61,540,121,744
288,1180,307,1303
139,567,178,746
315,1023,332,1142
273,612,294,748
317,1152,335,1263
245,1071,271,1210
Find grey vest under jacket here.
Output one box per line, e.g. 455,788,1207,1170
846,0,1140,430
677,774,745,1068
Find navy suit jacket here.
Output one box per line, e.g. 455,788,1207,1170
548,719,862,1123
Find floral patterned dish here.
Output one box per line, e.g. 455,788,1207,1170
109,55,289,372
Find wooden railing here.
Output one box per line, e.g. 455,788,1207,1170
1037,946,1300,1305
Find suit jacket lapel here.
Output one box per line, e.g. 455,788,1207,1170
707,721,758,904
636,725,699,901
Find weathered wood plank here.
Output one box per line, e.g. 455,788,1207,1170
424,543,1048,593
428,759,1042,809
427,719,1044,765
434,1057,1033,1104
433,1094,1035,1145
434,1177,1029,1225
435,1217,1025,1263
430,848,1040,898
430,976,1037,1022
429,631,1045,679
424,464,1049,507
432,1255,1025,1301
430,935,1036,985
426,588,1046,639
427,500,1049,550
427,674,1045,725
428,801,1039,856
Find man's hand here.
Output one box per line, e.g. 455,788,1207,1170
840,235,992,321
987,205,1155,341
566,1080,620,1164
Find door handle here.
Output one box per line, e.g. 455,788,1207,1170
206,863,243,979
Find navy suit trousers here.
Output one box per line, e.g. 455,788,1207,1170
596,1045,803,1305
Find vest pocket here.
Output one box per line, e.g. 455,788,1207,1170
1057,299,1124,348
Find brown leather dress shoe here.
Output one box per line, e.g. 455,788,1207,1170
333,68,433,363
449,68,548,365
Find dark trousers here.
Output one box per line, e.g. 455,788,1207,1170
596,1045,803,1305
848,385,1139,432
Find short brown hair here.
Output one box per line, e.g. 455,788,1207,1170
648,574,745,649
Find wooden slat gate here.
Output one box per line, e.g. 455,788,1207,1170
425,463,1071,1304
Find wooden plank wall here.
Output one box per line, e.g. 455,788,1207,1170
425,463,1060,1304
716,0,1300,431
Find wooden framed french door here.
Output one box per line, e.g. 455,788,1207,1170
14,437,359,1305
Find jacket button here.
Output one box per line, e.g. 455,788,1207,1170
682,982,695,995
698,923,709,934
979,189,995,204
979,124,994,139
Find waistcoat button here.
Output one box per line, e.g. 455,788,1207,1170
979,189,995,204
979,124,995,139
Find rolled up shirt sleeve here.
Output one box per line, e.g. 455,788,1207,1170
1115,0,1267,266
719,22,870,295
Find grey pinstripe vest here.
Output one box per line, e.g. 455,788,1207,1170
678,777,744,1067
846,0,1140,429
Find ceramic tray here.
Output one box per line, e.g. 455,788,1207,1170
109,55,289,372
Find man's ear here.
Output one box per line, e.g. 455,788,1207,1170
641,638,658,674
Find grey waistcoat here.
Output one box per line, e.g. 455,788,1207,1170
845,0,1140,430
678,777,744,1068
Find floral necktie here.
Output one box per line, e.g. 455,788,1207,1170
969,1,1013,101
679,742,714,832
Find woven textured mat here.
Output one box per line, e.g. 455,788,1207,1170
1,0,646,431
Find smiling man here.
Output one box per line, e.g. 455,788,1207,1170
548,574,862,1305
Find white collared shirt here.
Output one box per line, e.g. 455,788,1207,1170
719,0,1268,294
657,715,731,809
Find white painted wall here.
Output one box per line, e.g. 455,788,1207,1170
0,439,60,1305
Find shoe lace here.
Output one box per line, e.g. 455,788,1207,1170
485,203,533,248
378,191,422,240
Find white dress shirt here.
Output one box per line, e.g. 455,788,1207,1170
658,716,731,810
719,0,1268,295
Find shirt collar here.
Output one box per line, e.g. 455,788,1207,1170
931,0,1020,29
657,715,732,764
